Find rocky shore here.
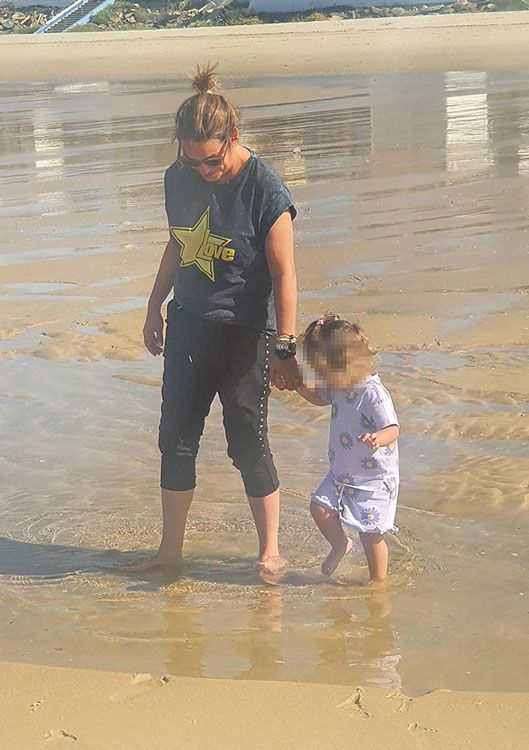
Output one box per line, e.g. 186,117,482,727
0,6,54,29
1,0,528,34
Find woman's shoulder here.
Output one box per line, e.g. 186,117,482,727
164,159,186,189
247,155,296,229
251,154,289,193
164,160,205,205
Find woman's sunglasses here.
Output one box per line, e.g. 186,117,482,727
178,138,229,170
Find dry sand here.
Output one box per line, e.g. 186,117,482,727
2,14,529,748
0,12,528,82
2,660,529,749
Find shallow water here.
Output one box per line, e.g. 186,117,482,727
1,72,529,695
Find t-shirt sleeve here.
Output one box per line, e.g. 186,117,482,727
164,162,184,241
361,386,399,432
260,186,297,242
164,166,174,231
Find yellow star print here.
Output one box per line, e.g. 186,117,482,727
170,207,235,282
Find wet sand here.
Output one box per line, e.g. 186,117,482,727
2,23,529,748
2,14,529,82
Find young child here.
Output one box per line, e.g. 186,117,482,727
296,313,400,583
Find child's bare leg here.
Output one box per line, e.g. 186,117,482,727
310,502,352,577
120,488,193,572
359,532,388,582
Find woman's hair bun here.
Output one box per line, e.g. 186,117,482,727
175,60,237,143
192,62,219,95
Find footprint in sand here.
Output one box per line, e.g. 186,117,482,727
408,721,438,733
43,729,78,744
337,688,370,719
109,673,170,703
386,691,412,714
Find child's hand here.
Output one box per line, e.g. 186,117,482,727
271,356,301,390
359,432,379,450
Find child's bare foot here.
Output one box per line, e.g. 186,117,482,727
257,555,289,585
321,538,352,577
366,586,392,618
118,552,182,574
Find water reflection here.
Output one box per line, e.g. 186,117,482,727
244,98,372,184
33,107,65,180
158,577,400,688
2,72,529,247
486,72,529,196
161,585,287,681
2,72,529,692
163,591,205,679
233,589,285,681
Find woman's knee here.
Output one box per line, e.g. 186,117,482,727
233,453,279,498
160,453,196,492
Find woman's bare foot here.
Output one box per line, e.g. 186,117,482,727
368,577,388,591
257,555,289,585
321,538,352,577
118,551,182,574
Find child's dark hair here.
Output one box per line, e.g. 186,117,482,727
303,313,375,384
174,62,239,146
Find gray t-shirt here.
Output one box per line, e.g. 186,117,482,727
164,153,296,332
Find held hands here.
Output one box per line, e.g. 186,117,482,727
143,309,164,356
270,356,302,391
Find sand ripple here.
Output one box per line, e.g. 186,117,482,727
409,456,529,517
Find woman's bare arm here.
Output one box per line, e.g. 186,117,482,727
264,211,296,337
265,211,300,389
143,239,178,355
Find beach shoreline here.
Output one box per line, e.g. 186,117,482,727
2,14,529,747
1,12,529,82
2,659,529,749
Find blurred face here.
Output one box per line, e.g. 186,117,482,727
312,351,353,390
311,332,374,390
179,137,231,182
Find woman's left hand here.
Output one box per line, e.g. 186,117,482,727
271,356,301,391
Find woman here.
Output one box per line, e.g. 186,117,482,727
122,64,299,582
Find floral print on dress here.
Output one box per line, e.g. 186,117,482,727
323,375,399,516
339,431,355,450
311,470,398,535
361,456,380,471
361,413,378,432
360,507,381,527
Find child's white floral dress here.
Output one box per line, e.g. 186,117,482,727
312,373,399,534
